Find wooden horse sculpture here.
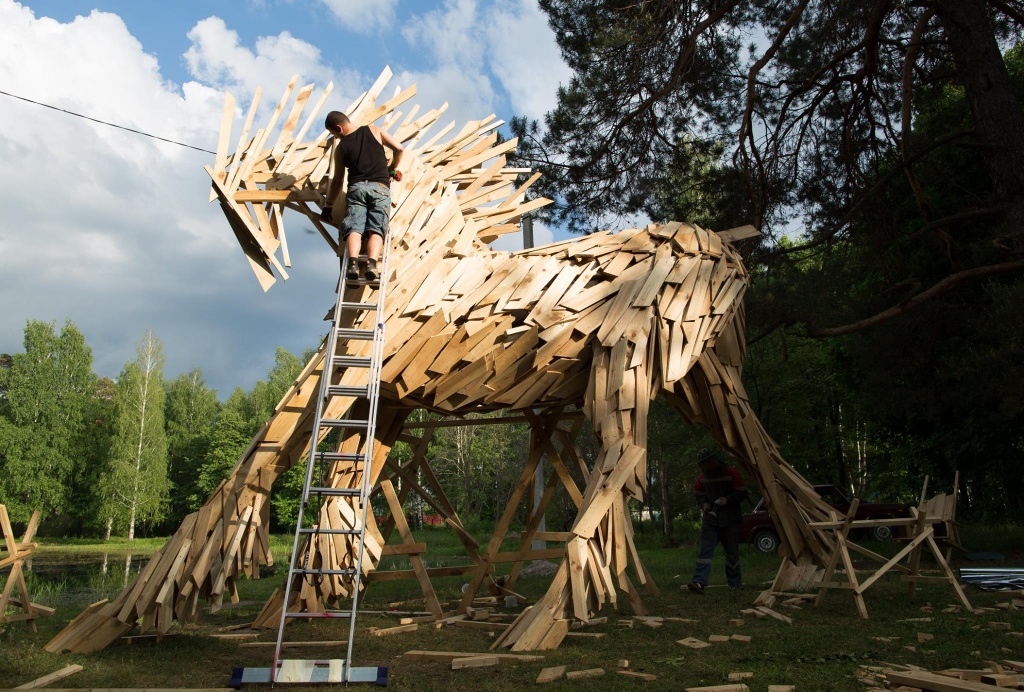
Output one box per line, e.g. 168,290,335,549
48,69,835,654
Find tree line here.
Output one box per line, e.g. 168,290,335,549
0,321,306,538
0,322,550,540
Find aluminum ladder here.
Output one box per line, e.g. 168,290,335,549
241,244,392,686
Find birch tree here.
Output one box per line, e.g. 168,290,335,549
103,329,169,541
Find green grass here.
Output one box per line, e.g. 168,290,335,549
2,525,1022,690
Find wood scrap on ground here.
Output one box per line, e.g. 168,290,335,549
13,664,83,689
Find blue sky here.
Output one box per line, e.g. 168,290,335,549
0,0,573,396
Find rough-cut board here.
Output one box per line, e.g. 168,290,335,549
536,666,566,683
51,67,839,655
13,664,84,689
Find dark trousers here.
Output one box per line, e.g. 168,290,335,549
692,522,741,587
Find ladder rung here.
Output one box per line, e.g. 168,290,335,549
335,327,375,340
307,487,362,497
326,385,369,397
339,301,377,311
314,451,366,462
289,568,357,576
319,418,370,430
333,356,372,368
297,528,361,535
283,612,354,619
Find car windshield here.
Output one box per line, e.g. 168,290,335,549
817,485,851,506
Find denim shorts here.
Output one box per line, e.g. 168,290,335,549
342,180,390,238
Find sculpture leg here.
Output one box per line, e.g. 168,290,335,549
497,340,655,651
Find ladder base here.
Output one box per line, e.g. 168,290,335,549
232,663,387,686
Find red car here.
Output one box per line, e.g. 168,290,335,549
738,484,914,553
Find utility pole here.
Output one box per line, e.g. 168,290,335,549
522,215,546,553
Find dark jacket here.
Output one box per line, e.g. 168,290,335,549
694,465,747,527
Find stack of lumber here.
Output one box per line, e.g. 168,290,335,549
50,67,838,654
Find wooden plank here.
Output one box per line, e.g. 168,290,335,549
451,655,499,669
403,650,544,663
885,670,1019,691
369,623,418,637
13,664,84,689
536,666,566,683
380,480,444,619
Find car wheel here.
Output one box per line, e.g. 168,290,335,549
870,517,894,541
754,530,780,554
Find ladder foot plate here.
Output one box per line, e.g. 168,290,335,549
233,664,387,686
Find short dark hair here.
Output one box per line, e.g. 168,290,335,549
325,111,350,132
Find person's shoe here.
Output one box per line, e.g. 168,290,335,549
346,259,360,281
364,259,379,282
687,581,705,594
729,584,743,591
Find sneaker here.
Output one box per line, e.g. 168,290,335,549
687,582,705,594
364,259,379,282
346,260,359,281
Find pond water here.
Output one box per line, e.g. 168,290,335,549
18,553,148,608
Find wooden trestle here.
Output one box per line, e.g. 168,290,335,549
49,67,842,654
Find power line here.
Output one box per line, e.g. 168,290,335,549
0,88,216,155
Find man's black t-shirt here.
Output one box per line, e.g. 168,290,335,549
340,125,390,185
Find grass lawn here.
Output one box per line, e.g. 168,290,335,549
2,524,1022,690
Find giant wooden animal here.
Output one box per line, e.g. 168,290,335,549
48,69,836,655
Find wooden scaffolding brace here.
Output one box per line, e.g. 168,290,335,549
762,477,973,617
49,68,846,654
1,505,54,630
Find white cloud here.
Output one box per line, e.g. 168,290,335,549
482,0,571,122
0,2,341,393
185,16,351,98
0,0,575,396
317,0,398,34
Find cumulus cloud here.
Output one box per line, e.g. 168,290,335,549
0,2,340,392
0,0,576,392
317,0,398,34
184,16,363,101
482,0,572,122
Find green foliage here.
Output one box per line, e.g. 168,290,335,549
101,329,170,540
164,368,219,525
0,320,94,522
425,413,529,522
197,407,249,503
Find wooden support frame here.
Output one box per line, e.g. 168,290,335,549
796,503,973,618
1,505,49,631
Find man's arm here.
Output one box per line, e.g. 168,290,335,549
694,475,710,511
375,126,404,172
724,467,748,506
324,140,346,210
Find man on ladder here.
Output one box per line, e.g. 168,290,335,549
321,111,404,282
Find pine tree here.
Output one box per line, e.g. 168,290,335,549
102,329,170,541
